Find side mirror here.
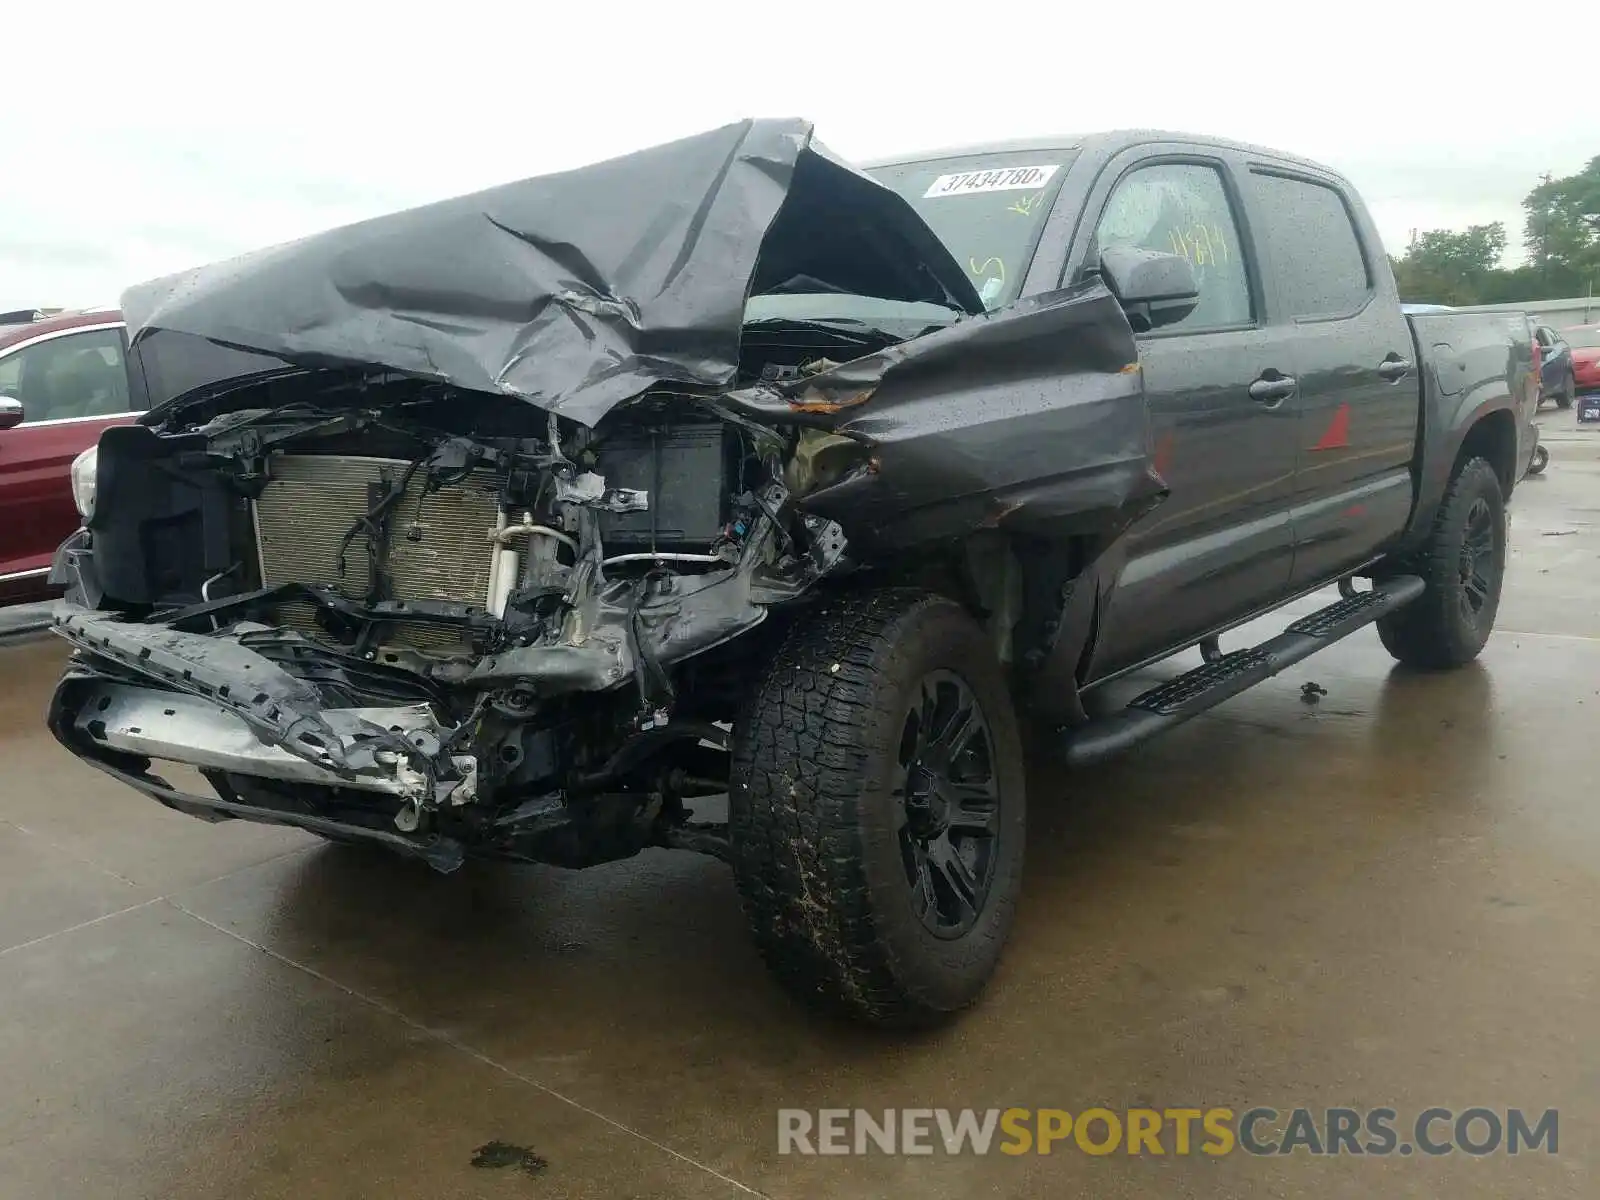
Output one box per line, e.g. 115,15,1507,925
0,396,23,430
1098,244,1200,332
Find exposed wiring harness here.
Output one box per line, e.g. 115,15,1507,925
334,456,427,600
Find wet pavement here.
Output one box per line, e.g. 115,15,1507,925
3,413,1598,1198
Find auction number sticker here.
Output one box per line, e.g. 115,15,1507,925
923,164,1059,198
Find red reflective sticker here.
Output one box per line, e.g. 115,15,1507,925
1312,403,1350,451
1152,431,1175,478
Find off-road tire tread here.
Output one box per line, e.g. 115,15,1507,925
1377,456,1504,668
728,589,1021,1027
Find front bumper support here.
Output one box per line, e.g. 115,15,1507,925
51,610,461,801
73,682,443,796
48,669,469,872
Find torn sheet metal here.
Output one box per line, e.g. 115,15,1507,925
71,683,440,796
725,280,1168,554
50,610,451,800
121,119,983,425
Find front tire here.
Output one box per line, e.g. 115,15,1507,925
1377,456,1506,669
729,590,1025,1027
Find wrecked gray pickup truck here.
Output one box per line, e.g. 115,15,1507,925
48,119,1527,1026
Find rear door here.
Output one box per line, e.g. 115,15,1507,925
1069,148,1302,676
0,324,136,587
1241,168,1419,587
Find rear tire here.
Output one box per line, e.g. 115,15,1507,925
1377,456,1506,669
1528,444,1549,475
728,590,1025,1027
1555,371,1575,409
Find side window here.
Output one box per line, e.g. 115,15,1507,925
1248,172,1371,319
1093,162,1252,333
0,329,131,424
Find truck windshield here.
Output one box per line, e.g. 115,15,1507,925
868,150,1076,309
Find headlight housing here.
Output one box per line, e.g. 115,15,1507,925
70,445,98,520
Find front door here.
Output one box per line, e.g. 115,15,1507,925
1079,155,1302,676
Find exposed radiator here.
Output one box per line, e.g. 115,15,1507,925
253,454,501,630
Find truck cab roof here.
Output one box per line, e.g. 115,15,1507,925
861,129,1340,179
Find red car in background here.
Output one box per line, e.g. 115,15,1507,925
1566,324,1600,394
0,308,141,603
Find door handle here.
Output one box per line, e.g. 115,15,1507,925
1248,375,1297,404
1378,357,1413,382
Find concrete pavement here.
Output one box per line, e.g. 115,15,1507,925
2,411,1597,1198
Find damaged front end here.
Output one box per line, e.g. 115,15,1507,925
51,390,849,871
49,118,1161,872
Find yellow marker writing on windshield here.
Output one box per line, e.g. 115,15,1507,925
969,256,1006,284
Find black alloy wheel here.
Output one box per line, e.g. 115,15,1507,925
894,670,1001,940
1457,496,1497,622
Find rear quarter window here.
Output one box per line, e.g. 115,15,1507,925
1248,171,1371,319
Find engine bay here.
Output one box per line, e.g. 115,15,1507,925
50,323,908,865
79,312,897,664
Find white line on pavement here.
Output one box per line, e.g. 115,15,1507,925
167,898,772,1198
0,843,316,958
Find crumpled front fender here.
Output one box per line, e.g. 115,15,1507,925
725,279,1167,556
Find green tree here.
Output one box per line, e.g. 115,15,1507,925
1523,157,1600,295
1392,223,1508,305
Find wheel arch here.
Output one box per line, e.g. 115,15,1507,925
1455,407,1519,499
1401,397,1522,553
807,528,1120,729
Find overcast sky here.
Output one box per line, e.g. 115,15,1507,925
6,0,1594,311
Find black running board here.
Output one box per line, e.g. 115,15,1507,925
1061,575,1425,767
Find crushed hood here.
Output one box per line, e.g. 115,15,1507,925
122,118,983,426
